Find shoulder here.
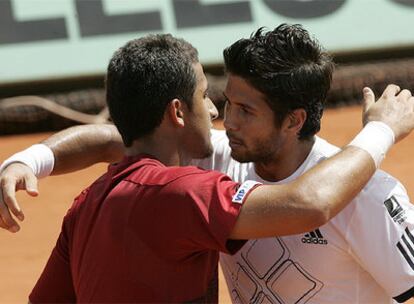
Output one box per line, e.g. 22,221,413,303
125,165,237,206
313,138,408,203
299,137,340,172
362,170,408,202
127,163,231,187
313,137,341,158
160,167,236,199
65,171,109,215
134,166,240,223
341,169,411,224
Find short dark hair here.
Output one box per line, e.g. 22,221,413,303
223,24,334,140
106,34,199,147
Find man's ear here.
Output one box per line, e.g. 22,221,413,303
167,98,185,127
283,108,307,135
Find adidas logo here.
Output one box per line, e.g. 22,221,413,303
301,229,328,245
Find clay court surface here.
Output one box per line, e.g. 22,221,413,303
1,105,414,303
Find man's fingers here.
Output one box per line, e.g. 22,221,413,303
407,96,414,115
0,217,8,230
2,180,24,221
398,89,412,101
0,164,40,231
362,87,376,125
24,173,39,197
382,84,401,99
363,87,375,112
0,188,20,233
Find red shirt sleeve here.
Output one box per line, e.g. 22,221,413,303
133,168,250,259
29,212,76,303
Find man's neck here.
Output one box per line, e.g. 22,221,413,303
254,137,315,182
125,133,182,167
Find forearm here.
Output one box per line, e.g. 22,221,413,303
42,124,123,175
290,145,375,226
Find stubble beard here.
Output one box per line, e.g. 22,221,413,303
230,140,280,164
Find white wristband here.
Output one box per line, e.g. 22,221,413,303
348,121,395,168
0,144,55,178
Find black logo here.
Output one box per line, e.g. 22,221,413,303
301,229,327,245
384,196,406,224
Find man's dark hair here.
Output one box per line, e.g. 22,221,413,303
223,24,334,140
106,34,199,147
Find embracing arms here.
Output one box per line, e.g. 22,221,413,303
1,86,414,239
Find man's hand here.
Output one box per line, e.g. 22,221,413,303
363,85,414,142
0,163,38,232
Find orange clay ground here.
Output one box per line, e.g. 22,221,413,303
0,105,414,303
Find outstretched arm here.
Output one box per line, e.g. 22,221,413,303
43,124,123,175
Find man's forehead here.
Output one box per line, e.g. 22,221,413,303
193,62,208,87
225,75,265,99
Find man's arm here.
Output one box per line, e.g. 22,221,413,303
1,85,414,235
0,124,123,232
44,123,123,175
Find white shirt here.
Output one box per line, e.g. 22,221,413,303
191,130,414,303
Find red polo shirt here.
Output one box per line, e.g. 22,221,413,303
29,155,250,303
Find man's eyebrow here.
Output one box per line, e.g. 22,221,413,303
222,92,256,111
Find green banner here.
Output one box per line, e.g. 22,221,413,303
0,0,413,83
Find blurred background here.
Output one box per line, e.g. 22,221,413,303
0,0,414,303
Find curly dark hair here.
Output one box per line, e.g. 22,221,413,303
223,24,334,140
106,34,199,147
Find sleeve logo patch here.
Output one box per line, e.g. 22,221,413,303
384,195,407,225
232,180,261,204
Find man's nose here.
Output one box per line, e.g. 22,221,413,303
208,98,219,121
223,104,238,131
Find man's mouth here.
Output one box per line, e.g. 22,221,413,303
227,133,244,147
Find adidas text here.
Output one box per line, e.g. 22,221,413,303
301,237,328,245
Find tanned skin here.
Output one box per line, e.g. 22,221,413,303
1,85,414,237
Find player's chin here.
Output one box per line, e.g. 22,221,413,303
193,142,214,159
230,149,250,163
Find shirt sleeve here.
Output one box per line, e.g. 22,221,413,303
134,169,260,260
343,170,414,302
29,212,76,303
